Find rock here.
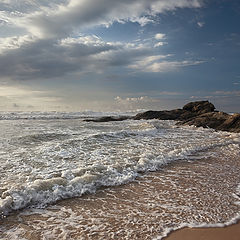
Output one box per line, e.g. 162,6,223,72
84,116,131,122
134,101,216,121
217,113,240,133
180,112,240,133
182,100,215,114
180,112,229,129
133,109,196,121
83,100,240,133
133,110,179,120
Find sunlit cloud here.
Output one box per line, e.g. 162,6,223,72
129,54,204,72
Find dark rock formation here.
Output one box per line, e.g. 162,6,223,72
216,113,240,132
133,109,185,120
182,101,215,114
84,116,130,122
134,101,215,121
180,111,229,129
181,112,240,133
84,100,240,133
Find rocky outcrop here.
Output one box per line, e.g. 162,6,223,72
133,109,188,120
134,101,215,121
182,101,215,114
216,113,240,132
181,112,240,133
179,111,229,129
84,100,240,133
134,109,185,120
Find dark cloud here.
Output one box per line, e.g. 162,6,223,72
0,33,204,80
0,36,124,79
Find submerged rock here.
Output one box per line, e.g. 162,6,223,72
84,116,131,122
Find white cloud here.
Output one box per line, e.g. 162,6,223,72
155,33,166,40
113,94,188,111
114,95,159,110
190,90,240,100
213,90,240,96
115,96,156,103
129,54,204,72
145,60,204,72
197,21,205,28
130,16,154,26
154,42,166,47
1,0,202,38
154,33,167,47
0,35,35,53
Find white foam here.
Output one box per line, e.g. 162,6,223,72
0,117,240,219
0,110,136,120
155,214,240,240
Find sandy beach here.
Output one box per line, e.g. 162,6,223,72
1,145,239,239
165,221,240,240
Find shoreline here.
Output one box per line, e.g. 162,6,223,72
1,151,239,239
164,221,240,240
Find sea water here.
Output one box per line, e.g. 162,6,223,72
0,111,239,239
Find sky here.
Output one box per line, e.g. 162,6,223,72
0,0,240,112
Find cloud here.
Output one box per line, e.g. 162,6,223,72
197,21,205,28
114,95,159,110
155,33,166,40
114,94,188,111
129,54,204,72
0,32,205,81
0,35,35,53
154,42,166,47
115,95,156,103
0,0,203,81
213,90,240,97
1,0,202,38
0,35,123,79
190,90,240,100
154,33,167,47
0,84,65,110
233,78,240,85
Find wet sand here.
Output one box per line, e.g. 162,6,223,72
165,221,240,240
1,146,240,239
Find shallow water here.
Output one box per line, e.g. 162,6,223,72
0,112,240,239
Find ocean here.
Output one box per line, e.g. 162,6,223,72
0,111,240,239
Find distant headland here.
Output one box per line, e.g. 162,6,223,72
85,101,240,133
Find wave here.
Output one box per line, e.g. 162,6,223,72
0,110,138,121
0,119,240,218
1,140,239,217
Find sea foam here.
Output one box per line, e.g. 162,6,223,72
0,113,239,219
